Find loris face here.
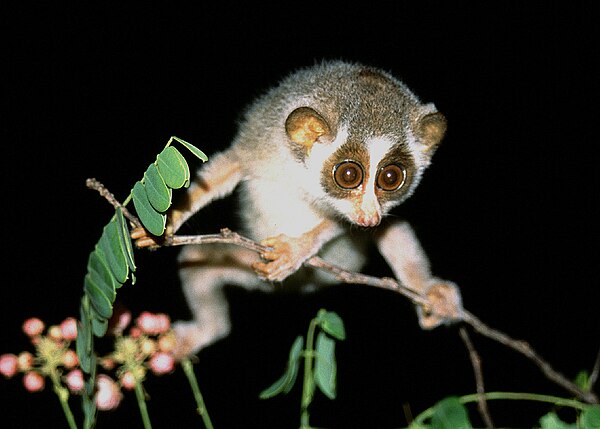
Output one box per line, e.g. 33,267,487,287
285,101,445,229
317,131,419,227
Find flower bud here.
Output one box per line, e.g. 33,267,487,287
23,371,45,392
0,354,18,378
22,318,45,337
95,375,122,410
65,369,84,393
17,352,34,371
60,317,78,341
148,352,175,375
62,349,79,369
47,325,63,342
119,371,137,390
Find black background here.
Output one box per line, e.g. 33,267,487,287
2,2,598,428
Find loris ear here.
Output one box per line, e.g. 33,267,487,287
415,111,447,153
285,107,331,154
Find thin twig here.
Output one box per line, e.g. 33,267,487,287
462,311,597,404
86,178,142,228
87,178,599,405
459,327,494,429
590,347,600,391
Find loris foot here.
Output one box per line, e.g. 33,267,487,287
252,234,314,282
417,280,464,329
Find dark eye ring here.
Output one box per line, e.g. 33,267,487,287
376,164,406,191
333,160,364,189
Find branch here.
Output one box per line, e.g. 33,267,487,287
459,327,494,429
88,178,599,405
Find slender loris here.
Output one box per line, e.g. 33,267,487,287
134,61,463,357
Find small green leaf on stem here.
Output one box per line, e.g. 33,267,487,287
156,146,189,189
132,181,166,236
431,396,473,429
317,310,346,340
143,163,172,212
259,336,304,399
315,332,337,400
172,136,208,162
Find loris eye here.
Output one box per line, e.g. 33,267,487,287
333,161,363,189
376,164,406,191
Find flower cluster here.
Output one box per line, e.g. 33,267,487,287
1,311,177,412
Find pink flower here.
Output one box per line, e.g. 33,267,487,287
17,352,34,371
65,369,84,393
62,350,79,369
23,371,45,392
136,312,171,335
60,317,78,341
95,375,122,411
112,310,132,336
119,371,137,390
22,318,45,337
47,325,63,341
158,334,177,353
148,352,175,375
0,354,18,378
154,313,171,334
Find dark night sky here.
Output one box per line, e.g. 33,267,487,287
2,3,598,428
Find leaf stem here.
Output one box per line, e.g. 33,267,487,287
413,391,591,425
301,317,319,429
133,382,153,429
50,370,79,429
181,358,214,429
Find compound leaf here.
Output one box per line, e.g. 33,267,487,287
115,207,136,273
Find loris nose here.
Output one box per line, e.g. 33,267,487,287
356,198,382,227
357,211,381,227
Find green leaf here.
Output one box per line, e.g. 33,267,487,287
92,316,108,337
259,336,304,399
315,332,337,400
317,310,346,340
115,207,136,272
87,250,116,301
84,273,113,319
99,220,129,284
143,163,172,212
77,296,93,373
583,406,600,429
172,136,208,162
431,397,472,429
156,146,189,189
132,180,166,236
540,412,577,429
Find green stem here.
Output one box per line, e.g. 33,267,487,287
413,391,590,424
50,370,78,429
133,381,153,429
300,317,318,429
181,358,214,429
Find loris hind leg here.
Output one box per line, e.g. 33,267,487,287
174,243,264,359
376,220,464,328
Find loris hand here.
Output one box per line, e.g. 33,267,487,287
130,226,165,249
417,280,464,329
252,234,315,282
